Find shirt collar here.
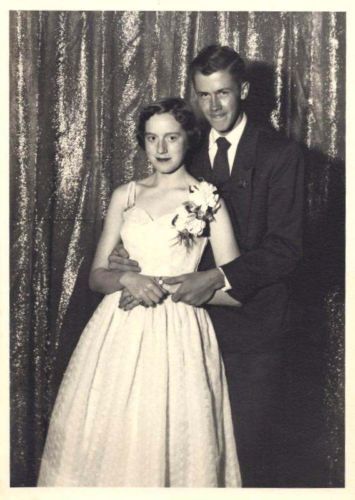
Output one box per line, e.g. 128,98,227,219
209,113,247,149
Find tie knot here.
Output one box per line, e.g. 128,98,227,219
216,137,231,151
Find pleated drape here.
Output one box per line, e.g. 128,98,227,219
10,11,345,486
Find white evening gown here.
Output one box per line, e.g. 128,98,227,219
38,181,241,487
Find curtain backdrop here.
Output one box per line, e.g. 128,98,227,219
10,11,345,487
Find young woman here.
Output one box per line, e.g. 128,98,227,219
38,97,242,487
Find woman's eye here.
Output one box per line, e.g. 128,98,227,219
168,135,178,142
145,135,156,143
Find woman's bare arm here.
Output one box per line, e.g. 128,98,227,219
89,185,128,294
89,184,167,305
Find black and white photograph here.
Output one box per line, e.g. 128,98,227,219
5,1,349,496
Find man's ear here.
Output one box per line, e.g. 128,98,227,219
240,81,250,101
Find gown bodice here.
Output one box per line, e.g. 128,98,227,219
120,182,208,277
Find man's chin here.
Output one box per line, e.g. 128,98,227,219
211,124,230,133
208,119,231,133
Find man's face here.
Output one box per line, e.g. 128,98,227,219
193,69,249,134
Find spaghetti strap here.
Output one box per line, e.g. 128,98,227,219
125,180,136,210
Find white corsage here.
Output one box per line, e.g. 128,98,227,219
172,181,220,248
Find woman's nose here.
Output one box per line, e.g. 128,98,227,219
157,139,167,154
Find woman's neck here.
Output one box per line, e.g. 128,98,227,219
136,165,194,219
151,166,192,190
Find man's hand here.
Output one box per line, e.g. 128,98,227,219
118,288,142,311
163,269,225,306
108,244,141,273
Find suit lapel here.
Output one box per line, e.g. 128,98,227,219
231,119,258,179
225,121,259,241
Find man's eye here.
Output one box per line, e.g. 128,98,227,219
168,135,178,142
220,90,229,96
198,93,209,99
145,135,156,142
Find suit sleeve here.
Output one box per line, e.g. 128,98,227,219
221,141,304,302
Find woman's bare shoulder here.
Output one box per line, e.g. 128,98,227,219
109,181,135,210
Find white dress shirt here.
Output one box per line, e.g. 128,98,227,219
208,113,247,173
209,114,247,291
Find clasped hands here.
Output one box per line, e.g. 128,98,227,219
109,247,222,311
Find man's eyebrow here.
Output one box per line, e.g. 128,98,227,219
197,87,231,93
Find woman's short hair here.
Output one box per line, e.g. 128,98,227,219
137,97,201,152
189,44,246,86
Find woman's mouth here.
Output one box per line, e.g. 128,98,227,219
156,157,171,162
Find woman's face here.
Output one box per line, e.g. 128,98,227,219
144,112,189,174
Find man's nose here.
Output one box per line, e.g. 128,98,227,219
157,138,167,154
210,94,221,111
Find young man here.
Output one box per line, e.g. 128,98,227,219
110,45,304,486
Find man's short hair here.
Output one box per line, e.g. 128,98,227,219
189,45,246,85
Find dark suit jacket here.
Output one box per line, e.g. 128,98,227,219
189,120,304,354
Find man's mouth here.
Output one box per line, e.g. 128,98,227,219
210,114,226,120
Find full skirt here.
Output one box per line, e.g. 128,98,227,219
38,292,241,487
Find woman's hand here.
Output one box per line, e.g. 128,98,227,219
120,272,168,307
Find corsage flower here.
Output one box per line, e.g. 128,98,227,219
172,181,220,248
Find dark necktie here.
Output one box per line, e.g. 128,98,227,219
213,137,231,184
